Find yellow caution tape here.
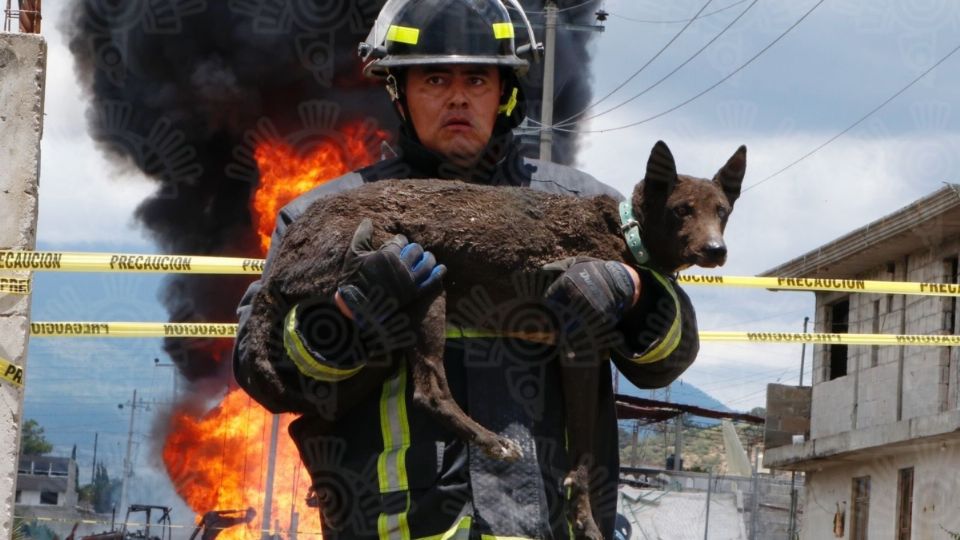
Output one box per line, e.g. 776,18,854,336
26,322,960,347
0,357,24,387
679,274,960,296
701,331,960,346
0,276,30,294
1,250,956,298
30,322,238,338
0,251,265,274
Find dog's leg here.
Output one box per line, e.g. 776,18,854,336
408,291,523,461
561,357,603,540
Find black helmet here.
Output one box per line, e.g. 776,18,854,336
360,0,536,79
359,0,540,132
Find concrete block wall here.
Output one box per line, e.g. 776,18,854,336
799,438,960,540
811,377,854,439
0,32,46,540
810,238,960,440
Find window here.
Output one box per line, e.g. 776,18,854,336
14,490,20,503
896,467,914,540
944,257,958,332
829,299,850,380
39,491,58,505
851,476,870,540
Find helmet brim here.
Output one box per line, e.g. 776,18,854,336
364,54,529,78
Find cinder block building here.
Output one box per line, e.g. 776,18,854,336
762,185,960,539
16,455,78,508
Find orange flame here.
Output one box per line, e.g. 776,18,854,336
163,123,387,539
252,123,388,253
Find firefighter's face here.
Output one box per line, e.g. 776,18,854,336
405,65,502,168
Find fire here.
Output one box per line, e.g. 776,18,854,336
252,124,388,253
164,390,317,539
163,123,386,539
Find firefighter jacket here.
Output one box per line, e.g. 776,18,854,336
233,131,700,540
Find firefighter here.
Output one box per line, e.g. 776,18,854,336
233,0,699,538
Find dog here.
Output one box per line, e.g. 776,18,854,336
246,140,745,538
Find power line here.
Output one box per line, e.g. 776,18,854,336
523,0,597,14
553,0,759,128
537,0,717,129
609,0,749,24
548,0,827,134
743,39,960,194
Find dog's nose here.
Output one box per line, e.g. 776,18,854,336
704,241,727,260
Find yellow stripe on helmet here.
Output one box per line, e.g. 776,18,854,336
386,25,420,45
492,22,515,39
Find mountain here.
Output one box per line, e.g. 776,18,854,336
615,376,733,425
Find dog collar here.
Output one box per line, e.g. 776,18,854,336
619,200,650,265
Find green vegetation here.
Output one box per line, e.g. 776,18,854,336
19,419,53,456
78,462,119,513
619,408,766,474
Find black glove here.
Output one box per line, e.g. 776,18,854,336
337,219,446,324
543,257,636,331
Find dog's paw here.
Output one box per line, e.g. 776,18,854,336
483,437,524,462
573,517,603,540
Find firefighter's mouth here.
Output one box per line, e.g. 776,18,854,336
443,117,473,129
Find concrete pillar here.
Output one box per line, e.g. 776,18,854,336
0,31,46,539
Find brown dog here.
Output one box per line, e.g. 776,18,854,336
246,140,745,538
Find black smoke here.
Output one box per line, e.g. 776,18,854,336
63,0,603,388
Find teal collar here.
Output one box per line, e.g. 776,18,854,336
619,200,650,265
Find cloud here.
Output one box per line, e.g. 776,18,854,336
36,2,156,248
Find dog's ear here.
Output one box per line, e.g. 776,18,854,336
644,140,677,199
714,145,746,206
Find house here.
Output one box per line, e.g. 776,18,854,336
16,455,78,508
761,185,960,538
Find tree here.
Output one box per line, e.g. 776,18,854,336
20,419,53,456
79,462,119,513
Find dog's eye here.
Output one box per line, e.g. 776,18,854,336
674,205,692,218
717,206,729,219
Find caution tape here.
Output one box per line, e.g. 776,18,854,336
0,357,24,387
0,251,265,274
3,250,959,297
701,331,960,346
25,322,960,347
678,274,960,296
0,276,30,294
29,322,238,338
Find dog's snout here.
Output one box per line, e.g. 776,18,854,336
704,241,727,260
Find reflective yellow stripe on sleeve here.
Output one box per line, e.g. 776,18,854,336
283,305,365,382
377,360,412,540
414,516,472,540
386,25,420,45
628,271,683,364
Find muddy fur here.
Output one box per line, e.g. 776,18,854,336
245,141,746,539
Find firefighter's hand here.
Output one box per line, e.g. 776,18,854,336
335,219,446,323
543,257,640,330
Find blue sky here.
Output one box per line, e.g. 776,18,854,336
21,0,960,519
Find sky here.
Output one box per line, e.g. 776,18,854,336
16,0,960,522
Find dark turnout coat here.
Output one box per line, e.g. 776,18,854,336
233,135,699,540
